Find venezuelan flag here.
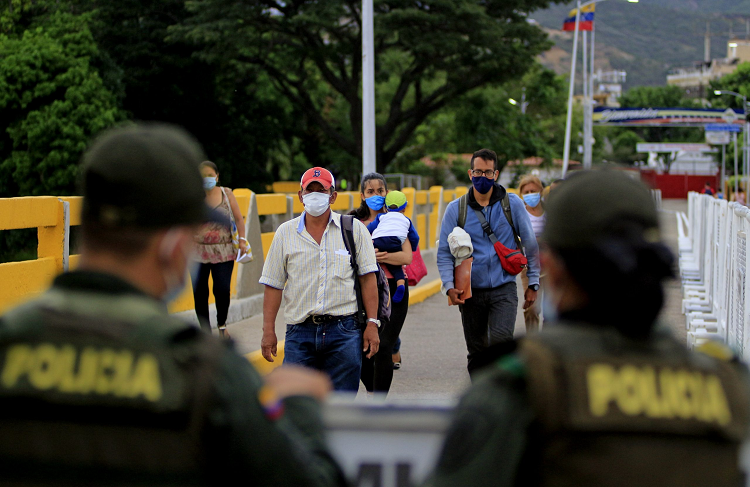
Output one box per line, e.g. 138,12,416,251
562,4,595,31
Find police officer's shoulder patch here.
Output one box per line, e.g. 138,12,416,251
696,340,736,362
495,354,526,378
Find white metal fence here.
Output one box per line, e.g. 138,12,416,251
680,192,750,355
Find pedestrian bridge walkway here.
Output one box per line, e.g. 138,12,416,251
231,198,689,400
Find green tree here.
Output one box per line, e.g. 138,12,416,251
0,9,123,196
172,0,562,174
389,63,568,177
73,0,292,192
711,63,750,108
610,131,646,166
711,61,750,178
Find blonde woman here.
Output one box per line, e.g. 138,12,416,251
518,174,546,332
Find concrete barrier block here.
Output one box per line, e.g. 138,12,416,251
237,192,265,299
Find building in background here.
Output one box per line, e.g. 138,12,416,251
593,70,627,107
667,39,750,99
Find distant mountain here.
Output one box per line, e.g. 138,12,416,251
531,0,750,88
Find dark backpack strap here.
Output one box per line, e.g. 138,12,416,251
472,196,524,253
501,194,524,254
472,207,499,244
340,215,366,325
458,194,468,229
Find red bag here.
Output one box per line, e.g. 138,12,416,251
493,241,527,276
405,246,428,286
471,195,528,276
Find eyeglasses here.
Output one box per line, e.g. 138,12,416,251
471,169,496,178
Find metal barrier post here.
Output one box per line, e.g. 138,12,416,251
61,200,70,272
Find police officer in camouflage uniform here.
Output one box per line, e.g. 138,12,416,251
0,124,345,486
425,171,750,487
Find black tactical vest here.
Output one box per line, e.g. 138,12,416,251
0,289,225,486
519,324,750,487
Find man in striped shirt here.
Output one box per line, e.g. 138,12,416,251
260,167,380,391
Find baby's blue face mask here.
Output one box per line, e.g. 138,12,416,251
365,195,385,210
523,193,541,208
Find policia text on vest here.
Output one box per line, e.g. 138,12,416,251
586,363,731,425
1,343,162,402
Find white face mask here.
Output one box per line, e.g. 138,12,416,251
302,192,331,217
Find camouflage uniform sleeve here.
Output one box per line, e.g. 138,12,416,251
206,350,345,487
423,356,535,487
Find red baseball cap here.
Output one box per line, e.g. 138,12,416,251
300,167,335,190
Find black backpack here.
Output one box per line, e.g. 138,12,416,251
340,215,391,329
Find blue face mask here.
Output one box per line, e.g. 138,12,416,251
203,177,217,190
523,193,541,208
365,195,385,210
472,176,495,194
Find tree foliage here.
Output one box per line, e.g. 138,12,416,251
391,63,568,175
711,63,750,110
0,9,123,196
709,63,750,177
73,0,291,191
173,0,562,173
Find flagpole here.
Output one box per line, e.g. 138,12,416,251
562,0,581,178
587,21,595,169
563,0,638,177
582,30,589,169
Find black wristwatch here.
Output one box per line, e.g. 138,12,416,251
528,284,540,292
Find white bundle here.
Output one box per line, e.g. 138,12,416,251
447,226,473,267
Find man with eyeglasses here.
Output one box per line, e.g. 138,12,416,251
437,149,540,377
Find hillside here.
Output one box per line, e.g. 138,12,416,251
531,0,750,87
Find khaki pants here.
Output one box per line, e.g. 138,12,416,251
520,268,544,333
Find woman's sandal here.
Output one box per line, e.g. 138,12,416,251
392,351,401,370
218,325,230,339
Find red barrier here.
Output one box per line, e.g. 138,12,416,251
640,170,719,199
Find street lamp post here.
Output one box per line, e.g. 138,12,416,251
714,90,748,198
362,0,376,177
562,0,638,177
509,87,529,114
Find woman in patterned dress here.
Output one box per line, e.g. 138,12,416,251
193,161,249,337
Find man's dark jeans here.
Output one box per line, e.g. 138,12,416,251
283,314,362,392
458,281,518,376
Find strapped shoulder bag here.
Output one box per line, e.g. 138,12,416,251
340,215,391,329
221,187,253,263
458,193,527,276
220,187,241,251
